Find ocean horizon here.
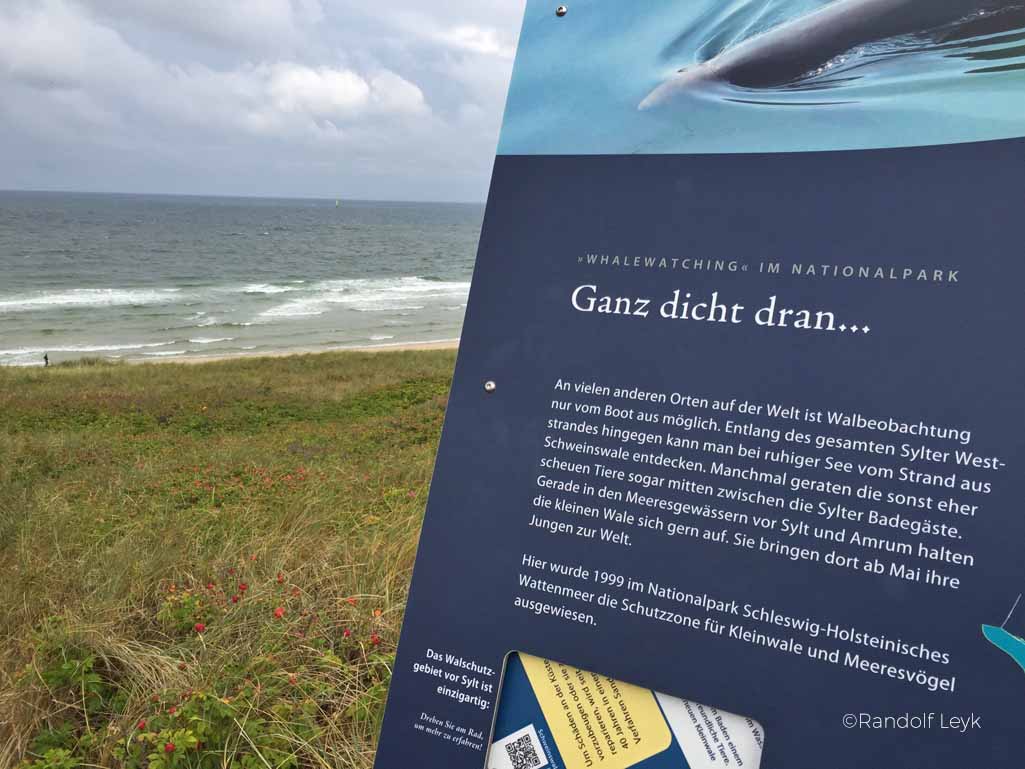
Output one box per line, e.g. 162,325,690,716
0,190,482,366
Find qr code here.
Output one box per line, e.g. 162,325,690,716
505,732,543,769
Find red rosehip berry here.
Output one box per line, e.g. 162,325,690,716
164,743,176,753
276,572,284,583
194,623,206,633
137,720,146,730
239,583,248,592
273,606,285,619
343,628,352,638
231,594,240,603
370,634,381,645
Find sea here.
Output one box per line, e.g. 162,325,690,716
0,191,482,367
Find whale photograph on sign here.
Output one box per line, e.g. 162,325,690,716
500,0,1025,154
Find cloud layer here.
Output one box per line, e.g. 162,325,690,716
0,0,524,201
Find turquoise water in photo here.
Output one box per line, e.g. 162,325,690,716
0,192,481,366
500,0,1025,154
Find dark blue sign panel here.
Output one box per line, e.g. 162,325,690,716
376,2,1025,768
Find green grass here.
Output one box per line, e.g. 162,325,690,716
0,350,456,769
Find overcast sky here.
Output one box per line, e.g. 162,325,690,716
0,0,525,202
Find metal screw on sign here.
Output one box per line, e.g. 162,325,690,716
556,6,568,17
484,380,497,394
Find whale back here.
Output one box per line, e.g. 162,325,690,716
719,0,990,87
640,0,1021,105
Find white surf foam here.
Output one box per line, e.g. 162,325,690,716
258,277,470,319
188,337,235,344
0,288,187,313
240,283,301,295
258,298,328,318
0,341,176,357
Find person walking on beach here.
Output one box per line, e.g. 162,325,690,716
43,353,49,367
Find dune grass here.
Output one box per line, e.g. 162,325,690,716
0,350,456,769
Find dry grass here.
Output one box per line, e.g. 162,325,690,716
0,350,456,769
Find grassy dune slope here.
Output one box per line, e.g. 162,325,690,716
0,350,456,769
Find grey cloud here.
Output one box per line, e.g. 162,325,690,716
0,0,525,201
77,0,326,54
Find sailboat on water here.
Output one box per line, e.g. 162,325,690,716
982,594,1025,674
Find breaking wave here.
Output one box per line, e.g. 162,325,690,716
259,277,471,319
0,341,176,357
0,288,186,313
